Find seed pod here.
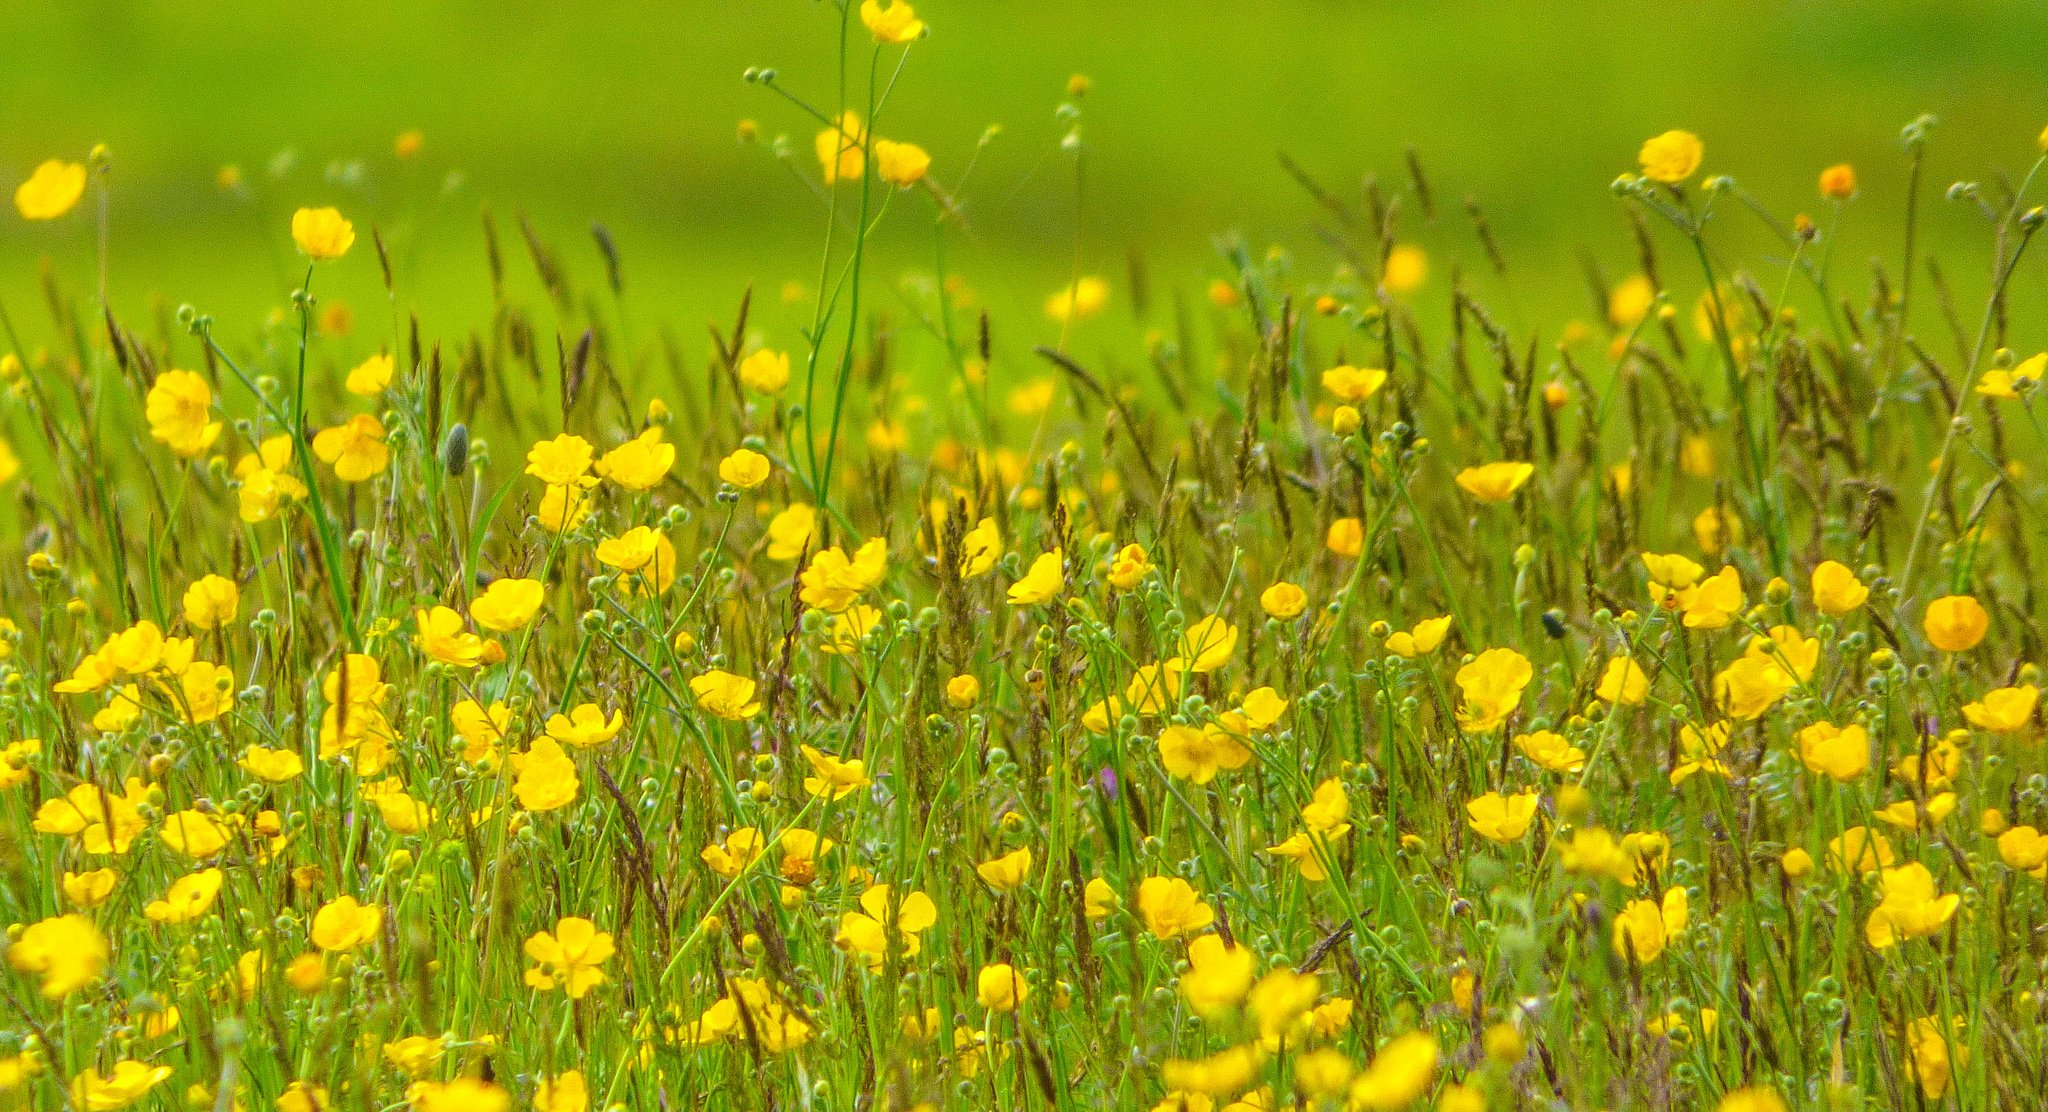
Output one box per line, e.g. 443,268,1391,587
440,422,469,476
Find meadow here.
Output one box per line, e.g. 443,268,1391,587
3,3,2048,1111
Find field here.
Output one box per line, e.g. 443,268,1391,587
3,3,2048,1111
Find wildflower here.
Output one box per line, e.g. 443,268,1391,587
1107,543,1151,590
1997,826,2048,877
1008,549,1064,605
1865,862,1959,948
1321,365,1387,402
235,435,308,522
740,349,791,393
765,504,817,561
1240,687,1288,729
1923,595,1988,652
1454,648,1532,733
525,917,613,998
1875,792,1956,831
312,413,391,481
470,577,544,633
1818,162,1857,200
177,574,238,631
1671,719,1732,784
1810,559,1868,614
978,963,1029,1012
345,352,393,395
409,1079,510,1112
1692,505,1741,555
160,809,234,857
1828,826,1895,876
960,517,1002,577
1326,516,1364,558
7,913,106,997
1180,615,1238,673
1612,893,1683,964
718,447,772,489
62,868,116,908
700,828,767,877
1747,625,1818,681
1642,551,1704,594
311,895,381,951
1454,461,1533,503
835,884,938,967
15,159,86,219
821,604,882,654
1796,721,1869,782
1135,876,1214,939
1676,565,1744,628
1046,277,1109,322
1714,655,1791,721
690,669,761,720
1901,1017,1963,1101
291,206,355,259
817,110,867,183
1260,581,1307,619
1383,244,1428,292
1513,729,1586,774
512,737,580,812
534,1072,587,1112
1964,684,2038,733
34,778,149,854
1385,615,1452,657
546,703,622,748
69,1061,172,1112
1638,130,1703,184
1163,1043,1262,1096
875,139,931,186
144,370,223,458
1332,405,1362,435
415,606,484,668
144,868,224,925
1348,1031,1437,1111
1084,878,1120,919
1179,935,1255,1017
977,847,1033,890
800,538,888,611
1466,790,1540,843
1976,352,2045,399
1158,722,1252,784
382,1035,446,1078
592,427,674,491
1595,656,1650,705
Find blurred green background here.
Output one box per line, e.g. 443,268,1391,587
5,0,2047,364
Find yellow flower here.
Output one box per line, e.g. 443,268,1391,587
977,847,1033,891
1923,595,1988,652
1326,516,1364,558
1084,878,1120,920
310,895,381,952
1875,792,1956,831
291,206,355,259
534,1071,587,1112
1828,826,1896,876
596,528,678,595
1465,790,1539,843
1864,862,1959,948
181,574,239,631
1810,560,1868,614
1513,729,1586,774
234,435,308,522
144,868,224,925
6,913,107,997
1260,582,1307,619
1796,721,1869,782
381,1035,446,1078
1107,542,1151,590
1240,687,1288,730
69,1061,172,1112
1964,684,2038,733
1046,276,1110,322
1163,1043,1262,1096
799,538,888,612
1180,615,1238,673
718,448,772,489
766,503,817,560
1608,274,1656,327
801,744,871,799
594,427,675,491
691,669,762,720
874,139,931,187
862,0,926,43
526,433,595,486
33,778,149,854
160,808,234,858
1158,721,1252,785
1595,656,1649,705
977,962,1029,1012
470,577,544,633
512,737,580,812
739,349,792,394
1974,353,2044,399
1383,244,1428,293
409,1079,510,1112
1454,648,1532,733
1638,130,1703,184
1385,615,1452,658
1716,1087,1787,1112
1901,1017,1964,1101
61,868,116,908
1007,549,1065,605
546,703,623,748
524,916,613,998
1611,897,1672,964
816,110,867,184
1266,824,1349,881
1454,461,1533,503
1641,551,1704,593
1676,565,1744,629
1347,1031,1437,1111
1669,719,1733,785
1321,365,1387,403
414,606,483,668
1997,826,2048,877
15,159,86,220
143,369,224,459
835,884,938,967
276,1081,329,1112
345,352,394,395
1179,935,1255,1017
312,413,391,481
1135,876,1214,939
1692,505,1741,555
239,744,304,784
958,517,1002,578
